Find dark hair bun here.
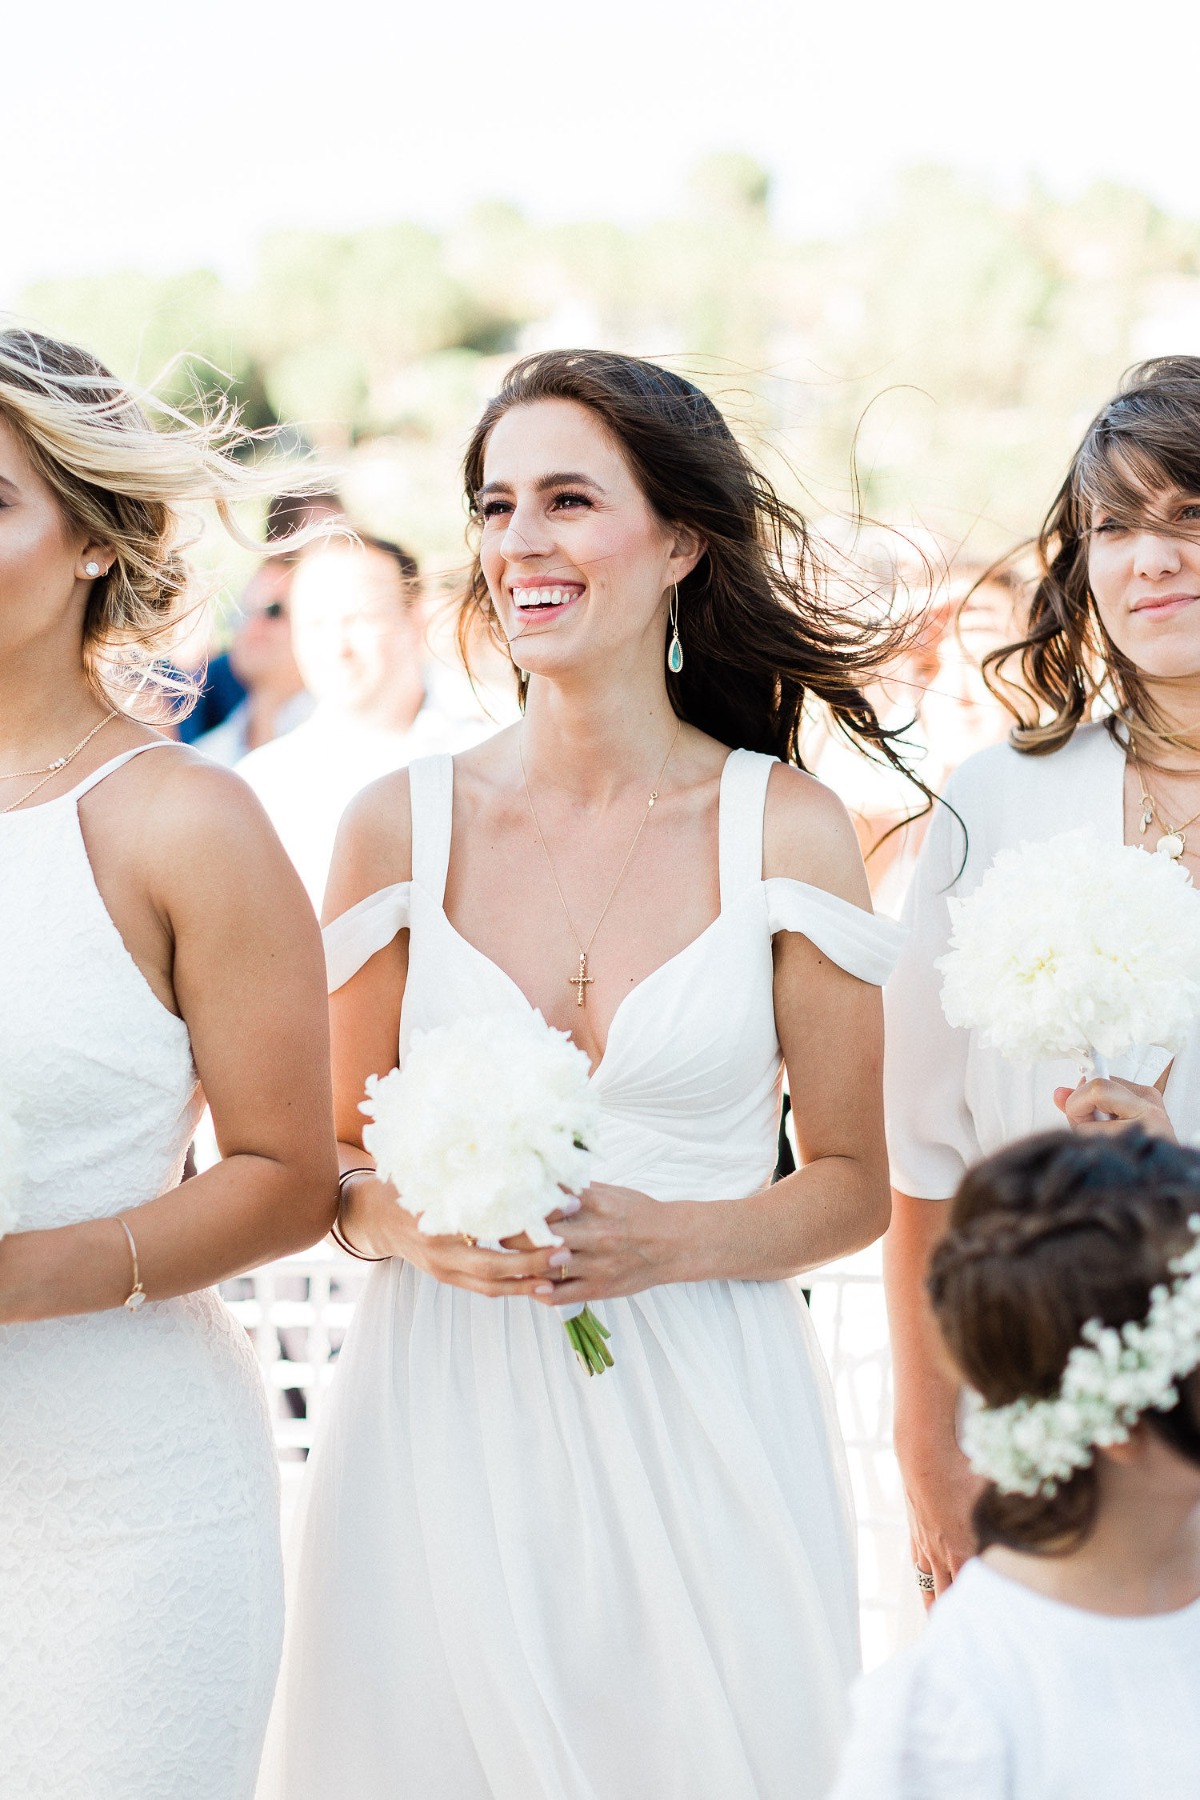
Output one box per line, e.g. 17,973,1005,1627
930,1128,1200,1555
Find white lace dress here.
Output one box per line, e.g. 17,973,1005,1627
0,745,284,1800
259,747,903,1800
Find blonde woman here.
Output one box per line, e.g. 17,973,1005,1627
885,357,1200,1605
0,330,337,1799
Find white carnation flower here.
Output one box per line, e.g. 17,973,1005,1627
0,1106,22,1240
361,1010,600,1246
938,829,1200,1067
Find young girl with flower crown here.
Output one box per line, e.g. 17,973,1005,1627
831,1127,1200,1799
885,357,1200,1604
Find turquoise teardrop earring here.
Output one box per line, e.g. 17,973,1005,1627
667,583,684,674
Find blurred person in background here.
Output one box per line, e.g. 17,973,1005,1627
194,493,340,764
239,531,491,904
813,561,1023,917
195,562,310,767
175,639,247,742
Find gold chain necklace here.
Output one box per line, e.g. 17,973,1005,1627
0,712,119,815
1131,755,1200,860
519,722,680,1007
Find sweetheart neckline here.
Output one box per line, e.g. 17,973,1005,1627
419,883,754,1079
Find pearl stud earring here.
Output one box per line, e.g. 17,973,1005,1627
84,561,101,577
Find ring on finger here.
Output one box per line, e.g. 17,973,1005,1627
555,1260,570,1282
914,1566,935,1593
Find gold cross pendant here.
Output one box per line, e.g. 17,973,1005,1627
568,951,594,1007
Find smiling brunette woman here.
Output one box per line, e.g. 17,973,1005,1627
260,349,915,1800
885,357,1200,1609
0,330,337,1799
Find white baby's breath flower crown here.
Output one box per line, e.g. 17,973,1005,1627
961,1215,1200,1497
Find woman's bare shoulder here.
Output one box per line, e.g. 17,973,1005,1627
762,760,872,910
322,770,415,921
80,740,316,930
85,738,269,852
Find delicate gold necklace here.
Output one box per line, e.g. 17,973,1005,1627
1132,755,1200,860
0,712,119,815
519,722,681,1007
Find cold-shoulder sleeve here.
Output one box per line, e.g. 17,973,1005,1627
765,877,905,986
323,882,411,995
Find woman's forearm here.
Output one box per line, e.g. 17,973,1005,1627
667,1156,891,1285
0,1150,338,1323
883,1188,961,1457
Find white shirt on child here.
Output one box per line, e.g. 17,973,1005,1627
828,1558,1200,1800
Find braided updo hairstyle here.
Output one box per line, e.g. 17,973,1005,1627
928,1129,1200,1557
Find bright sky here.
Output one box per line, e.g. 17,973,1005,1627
4,0,1196,302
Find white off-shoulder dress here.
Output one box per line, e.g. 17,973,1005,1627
0,746,284,1800
885,720,1200,1198
259,746,903,1800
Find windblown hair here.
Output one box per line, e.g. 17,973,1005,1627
929,1129,1200,1556
984,356,1200,754
0,326,322,719
459,349,928,783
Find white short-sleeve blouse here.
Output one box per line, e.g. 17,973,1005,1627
884,721,1200,1200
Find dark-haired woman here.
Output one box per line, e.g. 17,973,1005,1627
832,1129,1200,1799
884,356,1200,1605
259,352,914,1800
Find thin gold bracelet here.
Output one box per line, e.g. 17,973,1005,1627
115,1216,147,1311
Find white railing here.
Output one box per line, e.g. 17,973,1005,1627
222,1246,369,1453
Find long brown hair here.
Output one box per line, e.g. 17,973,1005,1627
929,1129,1200,1556
459,349,927,785
985,356,1200,755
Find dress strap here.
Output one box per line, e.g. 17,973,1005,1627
65,740,178,802
717,748,775,906
408,754,454,904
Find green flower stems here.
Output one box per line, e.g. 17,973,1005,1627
564,1305,613,1376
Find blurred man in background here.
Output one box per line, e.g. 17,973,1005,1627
239,531,491,904
195,556,314,765
188,492,342,761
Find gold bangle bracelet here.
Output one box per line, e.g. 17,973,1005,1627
333,1169,387,1262
115,1216,146,1312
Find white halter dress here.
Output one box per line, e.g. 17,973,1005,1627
0,745,284,1800
260,747,903,1800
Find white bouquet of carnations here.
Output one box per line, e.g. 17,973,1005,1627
0,1105,22,1240
938,828,1200,1071
360,1010,613,1374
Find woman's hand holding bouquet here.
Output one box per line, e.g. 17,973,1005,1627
360,1010,616,1374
